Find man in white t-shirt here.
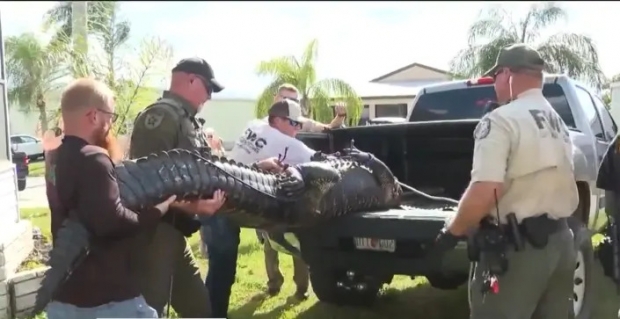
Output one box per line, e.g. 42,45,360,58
229,99,314,299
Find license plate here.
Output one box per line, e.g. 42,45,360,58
353,237,396,252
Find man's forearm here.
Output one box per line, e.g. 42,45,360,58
329,115,345,129
447,182,501,236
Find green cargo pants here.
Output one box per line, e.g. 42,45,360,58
263,238,309,292
134,222,211,317
469,224,575,319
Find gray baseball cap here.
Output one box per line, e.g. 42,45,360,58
484,44,545,77
268,100,304,122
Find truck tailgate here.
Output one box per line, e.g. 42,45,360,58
308,206,456,241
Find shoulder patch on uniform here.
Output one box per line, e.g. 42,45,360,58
474,117,491,140
143,110,165,130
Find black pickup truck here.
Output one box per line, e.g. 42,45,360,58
267,75,603,319
287,121,473,306
12,150,29,191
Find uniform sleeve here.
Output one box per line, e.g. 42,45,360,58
129,105,179,158
77,153,163,238
597,134,620,191
470,114,511,183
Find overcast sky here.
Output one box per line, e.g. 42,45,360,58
1,1,618,99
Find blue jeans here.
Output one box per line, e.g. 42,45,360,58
201,215,240,318
46,296,157,319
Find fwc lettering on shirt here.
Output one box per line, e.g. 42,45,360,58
230,119,316,166
238,127,268,154
528,109,570,142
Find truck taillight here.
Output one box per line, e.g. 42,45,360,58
467,77,495,86
23,156,29,164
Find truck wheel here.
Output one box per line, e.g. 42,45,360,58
18,179,26,191
309,265,382,306
426,273,468,289
569,218,594,319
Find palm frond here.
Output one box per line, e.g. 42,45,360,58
523,2,567,42
537,33,604,89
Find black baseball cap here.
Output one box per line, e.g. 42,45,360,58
268,100,303,122
484,44,545,77
172,57,224,93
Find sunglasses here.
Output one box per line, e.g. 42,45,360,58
97,108,118,123
194,75,214,96
288,118,302,128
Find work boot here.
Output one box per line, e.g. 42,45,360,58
267,286,281,296
294,288,309,300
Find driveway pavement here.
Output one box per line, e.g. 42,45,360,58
18,176,49,208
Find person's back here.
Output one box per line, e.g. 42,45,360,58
51,138,141,306
489,89,578,222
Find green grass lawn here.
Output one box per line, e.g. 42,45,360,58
28,160,45,178
18,207,620,319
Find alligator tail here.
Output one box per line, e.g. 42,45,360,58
31,220,91,318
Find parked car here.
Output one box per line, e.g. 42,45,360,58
12,150,29,191
266,74,608,318
10,134,44,160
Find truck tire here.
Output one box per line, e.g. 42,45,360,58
569,217,594,319
309,265,382,306
426,273,468,290
18,179,26,191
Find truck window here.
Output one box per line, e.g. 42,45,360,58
575,87,605,138
410,83,576,128
592,95,617,140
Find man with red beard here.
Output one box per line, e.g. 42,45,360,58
44,78,211,319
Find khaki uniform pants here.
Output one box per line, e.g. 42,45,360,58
469,225,576,319
134,222,211,317
263,238,309,292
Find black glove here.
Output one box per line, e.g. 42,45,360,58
433,228,462,255
161,211,202,237
278,167,305,197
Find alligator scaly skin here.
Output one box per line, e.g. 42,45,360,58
313,156,402,219
115,149,342,228
31,220,91,318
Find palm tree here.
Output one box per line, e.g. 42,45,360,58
255,39,362,125
44,1,131,87
450,2,605,89
5,33,73,132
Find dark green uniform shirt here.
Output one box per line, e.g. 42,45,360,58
130,91,208,159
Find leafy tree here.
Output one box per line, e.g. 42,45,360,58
44,1,130,84
111,37,174,134
255,39,362,125
5,33,74,132
43,2,126,44
450,2,604,89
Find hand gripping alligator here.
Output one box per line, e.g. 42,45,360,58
31,148,401,317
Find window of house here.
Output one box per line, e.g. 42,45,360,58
375,103,408,118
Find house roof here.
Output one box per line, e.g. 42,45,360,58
370,62,451,83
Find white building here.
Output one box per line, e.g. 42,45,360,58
354,62,452,121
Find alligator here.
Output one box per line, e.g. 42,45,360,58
31,148,402,318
